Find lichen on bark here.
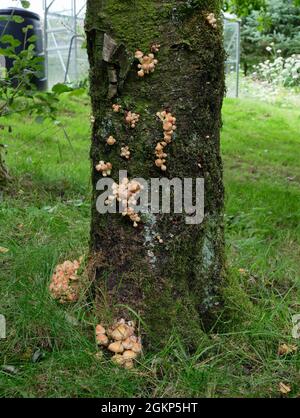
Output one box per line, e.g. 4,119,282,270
86,0,226,349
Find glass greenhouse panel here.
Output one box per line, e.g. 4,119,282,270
44,0,88,88
224,13,241,98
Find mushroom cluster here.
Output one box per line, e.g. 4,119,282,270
96,319,142,370
155,111,177,172
156,235,164,244
95,161,113,177
125,111,140,129
155,143,167,172
120,146,131,160
107,135,116,146
49,259,81,304
151,43,161,54
106,178,143,228
135,49,159,78
112,104,122,113
206,13,217,28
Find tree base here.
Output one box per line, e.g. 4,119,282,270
0,150,11,188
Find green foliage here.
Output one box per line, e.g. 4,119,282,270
253,51,300,87
0,14,48,120
21,0,31,8
241,0,300,73
225,0,300,16
225,0,266,16
0,7,85,183
0,6,84,122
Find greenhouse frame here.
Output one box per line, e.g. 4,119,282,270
43,2,241,96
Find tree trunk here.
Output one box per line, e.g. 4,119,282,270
86,0,225,349
0,146,10,188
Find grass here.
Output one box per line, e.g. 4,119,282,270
0,95,299,398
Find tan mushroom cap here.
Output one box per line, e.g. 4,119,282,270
132,341,142,354
122,337,135,350
124,360,134,370
112,354,125,366
96,334,109,347
163,122,173,132
135,50,144,60
123,350,138,360
111,324,134,341
107,136,116,146
96,325,106,335
108,341,124,354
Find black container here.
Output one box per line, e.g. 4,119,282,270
0,7,47,90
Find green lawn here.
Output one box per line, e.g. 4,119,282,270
0,96,299,398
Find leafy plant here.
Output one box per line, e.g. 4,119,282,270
0,5,84,185
253,47,300,87
241,0,300,73
224,0,267,16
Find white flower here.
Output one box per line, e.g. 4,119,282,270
266,46,272,52
253,52,300,88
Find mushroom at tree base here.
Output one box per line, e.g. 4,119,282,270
95,319,142,369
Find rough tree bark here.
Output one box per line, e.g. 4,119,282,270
0,147,10,188
86,0,225,349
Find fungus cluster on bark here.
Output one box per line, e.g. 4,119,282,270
151,43,161,54
135,44,160,78
112,104,122,113
125,111,140,129
156,235,164,244
120,145,131,160
107,135,117,146
206,13,218,29
96,161,113,177
105,178,143,228
96,319,142,369
49,259,82,304
155,111,177,172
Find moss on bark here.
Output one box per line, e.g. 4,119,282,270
0,147,10,189
86,0,225,350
